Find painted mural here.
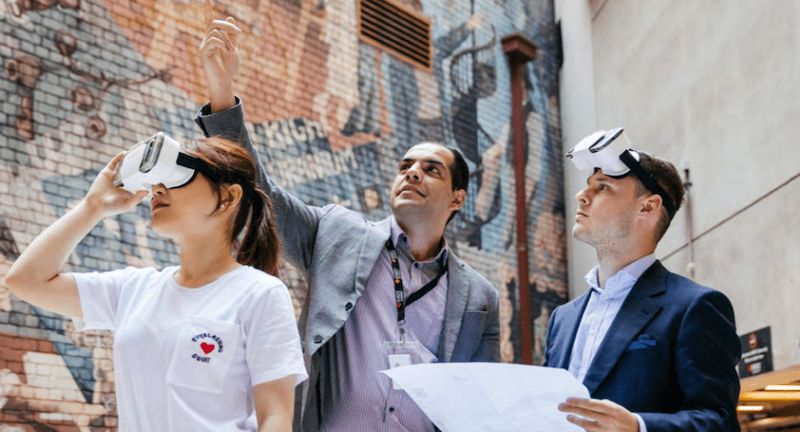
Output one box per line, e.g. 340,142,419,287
0,0,566,427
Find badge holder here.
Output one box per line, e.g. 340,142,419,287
383,238,442,370
384,323,437,370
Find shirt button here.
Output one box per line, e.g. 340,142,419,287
313,335,323,344
389,407,395,413
345,302,353,311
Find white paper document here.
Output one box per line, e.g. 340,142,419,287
381,362,590,432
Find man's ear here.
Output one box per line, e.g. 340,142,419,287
640,193,663,217
451,189,466,211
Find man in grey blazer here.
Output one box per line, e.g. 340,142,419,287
195,17,499,431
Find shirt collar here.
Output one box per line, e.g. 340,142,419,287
390,217,448,267
584,254,657,298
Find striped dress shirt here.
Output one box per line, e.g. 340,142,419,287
318,218,448,432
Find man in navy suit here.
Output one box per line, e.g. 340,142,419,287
545,129,741,431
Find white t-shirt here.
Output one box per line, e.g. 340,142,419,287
72,265,308,432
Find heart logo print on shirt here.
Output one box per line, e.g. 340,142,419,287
191,332,225,363
200,342,215,354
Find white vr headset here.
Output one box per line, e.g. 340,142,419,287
565,127,677,217
113,132,211,192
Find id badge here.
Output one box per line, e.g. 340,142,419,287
383,339,438,370
388,353,413,369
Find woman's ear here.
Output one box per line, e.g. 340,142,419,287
219,183,244,211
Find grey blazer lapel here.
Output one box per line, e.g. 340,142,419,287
439,255,470,362
353,217,393,296
582,262,667,394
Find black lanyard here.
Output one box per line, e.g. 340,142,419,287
385,239,448,323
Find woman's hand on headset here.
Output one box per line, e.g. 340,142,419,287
200,0,241,112
83,152,148,218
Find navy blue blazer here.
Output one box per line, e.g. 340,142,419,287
545,261,741,432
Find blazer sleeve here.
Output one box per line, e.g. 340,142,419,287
471,285,500,362
194,98,324,271
542,306,560,367
639,290,742,432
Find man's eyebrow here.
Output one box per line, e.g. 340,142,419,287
587,175,614,185
400,158,446,167
423,159,446,167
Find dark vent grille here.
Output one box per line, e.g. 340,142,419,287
358,0,432,70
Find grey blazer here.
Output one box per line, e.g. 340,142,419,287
195,100,500,431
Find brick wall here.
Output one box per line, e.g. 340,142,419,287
0,0,566,428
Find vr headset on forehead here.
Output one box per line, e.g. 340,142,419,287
565,127,677,218
113,132,215,192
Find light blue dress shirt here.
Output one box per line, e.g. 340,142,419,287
568,254,656,432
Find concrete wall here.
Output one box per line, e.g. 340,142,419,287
555,0,600,299
560,0,800,370
0,0,566,427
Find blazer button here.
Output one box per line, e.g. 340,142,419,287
345,302,353,311
314,335,323,344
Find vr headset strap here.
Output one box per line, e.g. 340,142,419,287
619,150,677,218
176,152,220,183
175,152,255,200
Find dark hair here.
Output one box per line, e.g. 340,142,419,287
445,145,469,223
634,152,685,242
446,146,470,191
185,137,281,275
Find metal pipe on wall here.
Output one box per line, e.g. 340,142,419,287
501,33,537,365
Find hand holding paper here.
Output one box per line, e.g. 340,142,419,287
382,363,590,432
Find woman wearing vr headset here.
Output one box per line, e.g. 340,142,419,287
3,136,307,431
